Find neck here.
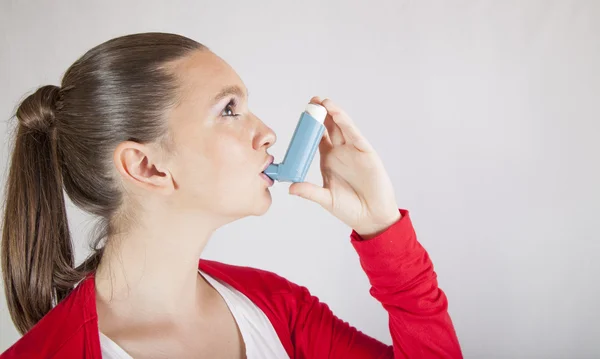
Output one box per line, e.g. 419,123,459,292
95,208,223,321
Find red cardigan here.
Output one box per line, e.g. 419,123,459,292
0,210,462,358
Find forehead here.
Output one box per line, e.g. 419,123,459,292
169,50,247,105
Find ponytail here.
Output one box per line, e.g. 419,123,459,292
2,33,207,334
1,85,81,334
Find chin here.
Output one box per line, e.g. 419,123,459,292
251,190,273,216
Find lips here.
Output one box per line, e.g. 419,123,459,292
261,155,274,173
261,173,274,186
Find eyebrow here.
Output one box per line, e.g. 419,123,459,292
211,85,249,106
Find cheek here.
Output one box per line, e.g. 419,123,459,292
171,121,267,215
205,134,249,179
182,132,253,199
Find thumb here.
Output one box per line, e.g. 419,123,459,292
289,182,331,208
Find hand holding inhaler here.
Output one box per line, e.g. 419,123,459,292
263,97,401,239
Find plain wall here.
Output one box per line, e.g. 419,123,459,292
1,1,599,357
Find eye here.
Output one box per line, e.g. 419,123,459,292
221,98,241,118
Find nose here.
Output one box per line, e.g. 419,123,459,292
254,120,277,150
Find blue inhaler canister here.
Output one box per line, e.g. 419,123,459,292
263,103,327,183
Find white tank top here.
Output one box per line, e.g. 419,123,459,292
99,270,289,359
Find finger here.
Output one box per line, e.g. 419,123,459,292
319,126,334,152
310,96,344,145
309,96,345,146
309,96,323,105
289,181,332,210
324,114,345,146
321,98,364,144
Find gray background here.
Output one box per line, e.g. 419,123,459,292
1,1,599,358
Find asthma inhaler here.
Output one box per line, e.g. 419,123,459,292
263,103,327,183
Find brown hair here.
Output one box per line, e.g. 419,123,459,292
1,32,206,334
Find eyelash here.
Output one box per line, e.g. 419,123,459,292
221,98,241,118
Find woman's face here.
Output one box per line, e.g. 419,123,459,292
165,50,277,221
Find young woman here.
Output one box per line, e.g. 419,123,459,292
0,32,462,358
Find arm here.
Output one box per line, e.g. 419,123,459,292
290,209,462,358
287,97,462,357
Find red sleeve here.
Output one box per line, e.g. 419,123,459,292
289,209,463,358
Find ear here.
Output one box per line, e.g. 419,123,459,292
113,141,175,195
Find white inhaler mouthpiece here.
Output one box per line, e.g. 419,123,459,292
263,103,327,183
